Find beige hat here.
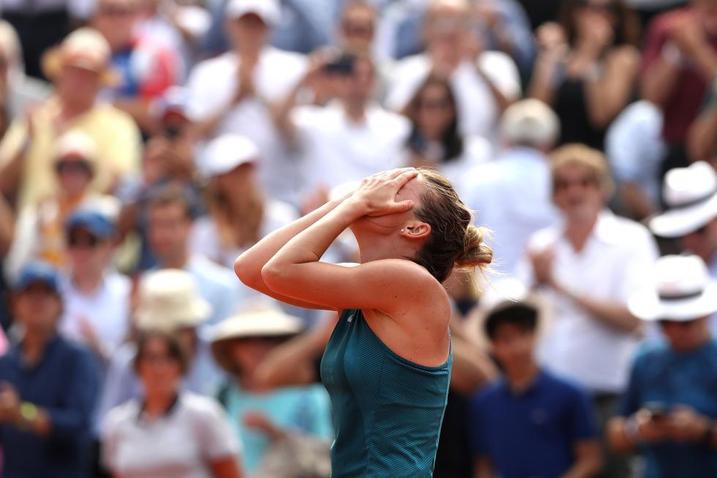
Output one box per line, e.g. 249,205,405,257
135,269,212,332
41,27,119,86
55,130,98,163
500,99,560,148
210,302,304,373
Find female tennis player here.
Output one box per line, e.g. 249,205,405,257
235,168,491,476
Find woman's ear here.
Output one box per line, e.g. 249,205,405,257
400,221,431,240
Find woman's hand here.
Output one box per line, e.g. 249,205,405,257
344,168,418,218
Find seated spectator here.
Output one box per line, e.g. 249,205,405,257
469,300,601,478
59,207,130,364
609,254,717,477
386,0,521,141
0,261,100,478
461,99,560,276
648,161,717,332
191,135,297,271
530,0,641,150
146,184,239,328
5,131,109,279
211,303,333,474
91,0,181,132
519,144,658,476
102,329,243,478
275,54,410,205
0,27,141,211
403,75,491,187
187,0,307,205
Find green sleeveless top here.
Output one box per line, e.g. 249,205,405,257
320,309,452,477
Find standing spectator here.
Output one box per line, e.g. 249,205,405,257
386,0,521,141
190,135,297,271
470,300,601,478
530,0,641,150
91,0,181,132
520,144,658,476
0,261,100,478
641,0,717,173
102,330,244,478
461,99,560,276
0,27,141,211
609,254,717,477
187,0,307,205
146,184,239,329
274,54,411,203
59,207,130,363
403,75,492,187
211,304,333,474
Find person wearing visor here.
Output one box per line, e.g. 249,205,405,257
0,261,100,478
608,254,717,477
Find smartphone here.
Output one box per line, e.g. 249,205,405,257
323,53,356,76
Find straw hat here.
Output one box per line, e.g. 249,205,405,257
210,302,304,374
41,28,119,86
135,269,212,331
628,254,717,321
649,161,717,238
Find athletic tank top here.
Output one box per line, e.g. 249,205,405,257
320,309,452,477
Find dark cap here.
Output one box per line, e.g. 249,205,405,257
14,261,62,294
65,208,115,239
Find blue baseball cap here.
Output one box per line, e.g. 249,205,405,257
14,261,62,294
65,208,115,239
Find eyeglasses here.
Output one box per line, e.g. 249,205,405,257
553,176,598,191
55,160,93,176
67,233,101,249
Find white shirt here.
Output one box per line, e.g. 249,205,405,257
59,272,131,356
102,393,240,478
460,147,559,276
186,49,307,204
386,52,521,140
425,135,493,188
293,102,411,195
520,212,658,393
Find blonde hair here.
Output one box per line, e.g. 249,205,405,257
413,168,492,282
550,143,615,197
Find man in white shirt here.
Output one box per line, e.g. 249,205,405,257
461,99,560,276
385,0,521,141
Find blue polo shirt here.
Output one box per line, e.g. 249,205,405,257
469,370,596,478
0,335,100,478
620,339,717,478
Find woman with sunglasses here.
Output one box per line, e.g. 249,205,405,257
530,0,641,150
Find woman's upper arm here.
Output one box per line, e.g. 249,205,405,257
210,456,244,478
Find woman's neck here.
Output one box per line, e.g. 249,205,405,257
505,361,540,393
143,390,177,418
72,269,104,295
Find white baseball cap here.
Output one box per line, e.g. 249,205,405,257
201,134,259,177
500,99,560,148
226,0,280,26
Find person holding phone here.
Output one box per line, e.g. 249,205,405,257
608,254,717,477
235,168,492,476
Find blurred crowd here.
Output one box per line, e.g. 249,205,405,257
0,0,717,477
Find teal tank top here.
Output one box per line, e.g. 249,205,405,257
320,309,452,477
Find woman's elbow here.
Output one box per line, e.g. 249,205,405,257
260,261,289,292
234,253,261,288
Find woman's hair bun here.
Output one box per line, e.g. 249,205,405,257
455,225,493,271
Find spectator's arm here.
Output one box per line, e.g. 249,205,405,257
553,283,641,333
450,335,497,395
584,47,640,128
113,98,156,133
0,115,33,199
687,99,717,162
561,439,601,478
271,80,304,146
210,457,244,478
641,55,681,107
473,456,493,478
0,194,14,256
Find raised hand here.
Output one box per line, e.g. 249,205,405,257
347,168,418,217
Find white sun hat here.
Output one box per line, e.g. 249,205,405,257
201,134,259,178
649,161,717,238
628,254,717,321
226,0,281,26
135,269,212,331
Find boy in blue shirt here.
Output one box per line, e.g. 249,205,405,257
469,301,601,478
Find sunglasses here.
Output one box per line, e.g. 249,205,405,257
55,160,93,176
67,233,101,249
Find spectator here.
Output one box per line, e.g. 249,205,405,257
687,93,717,163
0,193,14,330
146,184,239,329
461,99,561,276
187,0,307,205
641,0,717,173
648,161,717,331
5,131,108,279
59,206,130,364
605,100,665,219
102,330,244,478
91,0,181,132
386,0,521,141
211,303,333,474
274,54,410,205
190,135,297,272
0,261,100,478
470,300,601,478
530,0,641,150
403,75,492,186
337,0,378,57
609,254,717,477
0,27,141,211
519,144,658,476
